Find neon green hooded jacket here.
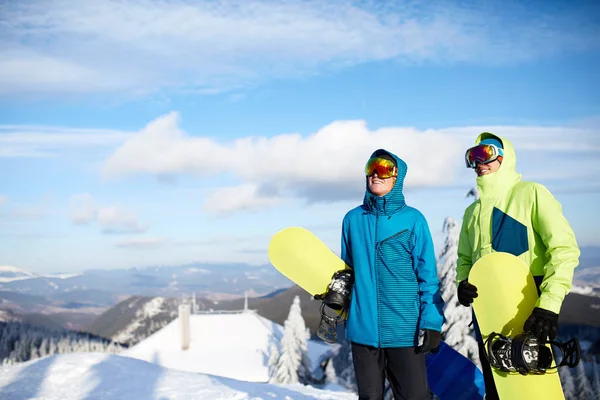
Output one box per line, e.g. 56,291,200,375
456,132,580,314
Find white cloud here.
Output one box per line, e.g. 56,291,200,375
101,112,599,213
69,193,147,234
69,193,97,225
203,184,283,214
96,206,147,234
0,125,132,158
439,125,600,153
1,0,597,97
9,206,46,219
115,237,166,249
0,195,50,221
103,112,465,206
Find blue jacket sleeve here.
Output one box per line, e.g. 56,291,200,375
413,215,445,332
341,214,353,268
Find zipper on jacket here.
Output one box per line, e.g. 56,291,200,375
374,210,381,348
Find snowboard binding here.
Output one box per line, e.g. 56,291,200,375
484,331,581,376
314,269,354,344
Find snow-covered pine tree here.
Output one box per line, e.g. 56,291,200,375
591,358,600,398
332,339,356,392
289,296,312,383
575,360,593,400
437,216,479,365
274,296,312,384
267,340,280,383
559,365,576,399
466,186,478,200
0,321,125,365
384,384,394,400
324,357,337,384
275,319,301,384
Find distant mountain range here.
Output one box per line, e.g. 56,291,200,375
1,245,598,337
86,281,600,350
0,262,292,299
0,262,293,332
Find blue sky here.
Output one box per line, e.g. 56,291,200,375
1,0,599,273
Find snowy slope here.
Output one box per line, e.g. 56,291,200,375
0,353,354,400
123,310,333,382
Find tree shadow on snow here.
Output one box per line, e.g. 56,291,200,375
82,352,166,400
0,356,56,399
216,375,337,400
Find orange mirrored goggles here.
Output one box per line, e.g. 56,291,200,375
365,157,397,179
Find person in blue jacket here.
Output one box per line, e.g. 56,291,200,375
341,149,444,400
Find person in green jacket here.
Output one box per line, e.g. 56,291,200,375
455,132,580,399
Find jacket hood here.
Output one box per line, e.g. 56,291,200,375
474,132,522,198
363,149,407,215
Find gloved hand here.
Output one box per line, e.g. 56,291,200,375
457,280,478,307
523,307,559,341
417,329,441,354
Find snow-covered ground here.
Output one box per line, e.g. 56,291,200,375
122,310,333,382
0,353,354,400
0,310,352,399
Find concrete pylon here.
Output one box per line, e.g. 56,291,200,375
179,303,191,350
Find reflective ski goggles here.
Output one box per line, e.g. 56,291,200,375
365,157,397,179
465,144,504,168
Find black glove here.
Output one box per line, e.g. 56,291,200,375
417,329,441,354
523,307,559,341
457,280,478,307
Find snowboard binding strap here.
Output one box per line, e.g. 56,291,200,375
485,331,581,376
315,269,354,344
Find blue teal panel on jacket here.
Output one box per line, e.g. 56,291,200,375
491,207,529,256
341,149,444,348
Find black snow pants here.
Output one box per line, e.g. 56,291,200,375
351,342,431,400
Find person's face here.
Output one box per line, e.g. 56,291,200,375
474,160,501,177
368,173,396,196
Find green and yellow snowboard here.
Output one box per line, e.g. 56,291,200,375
469,252,564,399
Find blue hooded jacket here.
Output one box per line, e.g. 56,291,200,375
341,149,444,348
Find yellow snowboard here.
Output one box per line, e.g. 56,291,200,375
469,252,564,400
267,226,350,298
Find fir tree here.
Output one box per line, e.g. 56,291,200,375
437,216,479,365
559,366,576,399
592,358,600,398
575,360,593,400
275,319,301,384
0,321,125,365
324,357,337,384
274,296,312,384
332,339,356,392
267,340,280,383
